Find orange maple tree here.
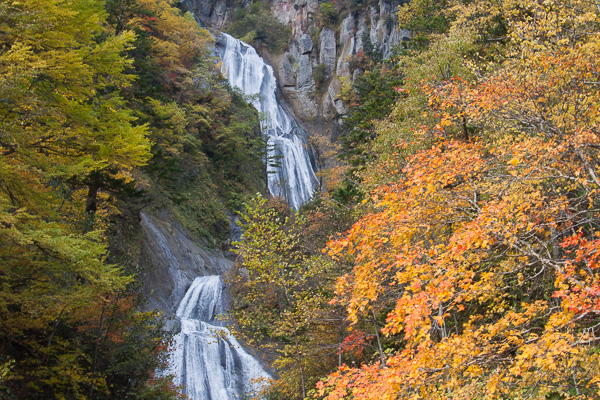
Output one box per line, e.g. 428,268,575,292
317,0,600,398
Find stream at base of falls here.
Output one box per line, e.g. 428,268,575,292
165,276,270,399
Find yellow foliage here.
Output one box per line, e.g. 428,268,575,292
317,0,600,398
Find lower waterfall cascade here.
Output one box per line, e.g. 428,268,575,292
217,32,319,210
165,276,270,399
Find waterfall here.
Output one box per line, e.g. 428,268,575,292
163,25,314,400
217,33,318,209
166,276,270,399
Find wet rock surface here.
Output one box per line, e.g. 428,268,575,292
140,212,233,315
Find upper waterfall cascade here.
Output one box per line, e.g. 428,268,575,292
166,276,270,399
217,33,318,209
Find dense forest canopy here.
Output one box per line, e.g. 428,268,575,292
232,0,600,399
0,0,263,398
2,0,600,399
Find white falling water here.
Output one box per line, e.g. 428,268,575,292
217,33,318,209
166,276,270,399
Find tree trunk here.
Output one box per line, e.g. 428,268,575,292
281,282,307,399
88,304,107,400
86,184,99,215
293,334,307,399
372,307,386,367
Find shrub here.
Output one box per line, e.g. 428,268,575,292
226,1,292,53
316,2,338,28
313,63,328,91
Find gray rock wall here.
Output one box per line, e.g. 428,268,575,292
140,212,233,315
183,0,232,28
319,28,337,75
268,0,409,138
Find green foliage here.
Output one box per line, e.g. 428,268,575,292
199,89,266,210
0,0,267,397
226,0,292,53
230,196,347,400
103,0,266,241
360,33,383,64
313,64,329,92
340,65,404,167
315,2,339,29
0,0,180,397
329,179,362,205
143,83,266,241
328,37,404,207
397,0,452,40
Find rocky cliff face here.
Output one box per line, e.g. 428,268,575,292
271,0,409,138
184,0,408,138
183,0,233,29
140,212,234,315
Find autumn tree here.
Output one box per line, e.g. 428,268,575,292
231,196,352,399
316,0,600,399
0,0,181,397
102,0,266,240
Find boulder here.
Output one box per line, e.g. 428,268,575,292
319,28,337,75
298,33,313,54
296,53,315,90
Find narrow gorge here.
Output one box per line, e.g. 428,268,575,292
4,0,600,399
143,1,408,398
148,12,323,399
